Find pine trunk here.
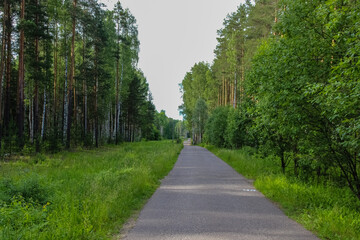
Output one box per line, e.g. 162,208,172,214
233,72,237,109
63,54,68,143
67,0,77,148
82,28,87,137
94,50,99,148
0,0,7,145
34,0,40,152
222,75,225,106
119,61,124,139
115,39,120,144
17,0,25,147
41,90,46,140
4,1,12,132
53,19,58,133
241,47,245,105
30,98,34,142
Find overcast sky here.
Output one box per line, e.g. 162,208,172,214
100,0,243,119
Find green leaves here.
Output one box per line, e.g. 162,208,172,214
248,0,360,199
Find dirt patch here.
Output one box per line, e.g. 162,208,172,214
113,210,140,240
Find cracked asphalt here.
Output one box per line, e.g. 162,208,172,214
123,142,319,240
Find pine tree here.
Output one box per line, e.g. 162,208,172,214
3,0,13,136
66,0,77,149
17,0,25,147
0,0,7,148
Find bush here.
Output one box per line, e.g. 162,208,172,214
0,174,50,205
225,108,253,148
204,106,229,147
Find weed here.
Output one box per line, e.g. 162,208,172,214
0,141,183,240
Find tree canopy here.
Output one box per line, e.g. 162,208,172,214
180,0,360,201
0,0,180,154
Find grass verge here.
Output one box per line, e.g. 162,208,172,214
205,145,360,240
0,141,183,240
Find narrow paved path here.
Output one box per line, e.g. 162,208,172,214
123,142,318,240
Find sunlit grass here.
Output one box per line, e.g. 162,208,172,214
0,141,183,240
206,145,360,240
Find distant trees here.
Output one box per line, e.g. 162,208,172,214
0,0,174,154
180,0,360,201
192,98,207,144
154,110,186,141
180,0,277,144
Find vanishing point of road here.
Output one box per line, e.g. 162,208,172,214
123,140,319,240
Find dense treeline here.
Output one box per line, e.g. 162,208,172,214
0,0,177,154
180,0,360,201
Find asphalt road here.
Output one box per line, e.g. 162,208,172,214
123,142,319,240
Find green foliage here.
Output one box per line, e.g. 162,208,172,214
155,110,185,141
0,175,49,205
207,146,279,179
225,107,253,149
0,141,183,239
0,197,49,240
207,146,360,240
192,98,208,144
204,106,229,147
257,176,360,240
179,62,212,131
0,0,164,153
246,0,360,199
180,0,360,203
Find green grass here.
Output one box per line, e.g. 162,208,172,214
205,145,360,240
0,141,183,240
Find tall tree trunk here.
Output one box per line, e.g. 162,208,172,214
94,79,98,147
222,75,225,106
63,54,68,143
218,87,221,106
4,0,12,133
233,72,237,109
30,98,34,143
109,103,112,142
34,0,40,152
225,78,228,105
115,45,120,144
17,0,25,148
83,79,87,136
94,50,98,148
41,90,46,140
67,0,77,148
82,27,87,137
119,61,124,140
53,18,58,135
0,0,8,147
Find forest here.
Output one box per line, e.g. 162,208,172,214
0,0,184,155
180,0,360,201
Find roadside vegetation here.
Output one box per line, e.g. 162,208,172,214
181,0,360,201
205,146,360,240
0,141,183,240
180,1,360,239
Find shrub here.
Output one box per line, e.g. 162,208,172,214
0,174,50,205
205,106,229,147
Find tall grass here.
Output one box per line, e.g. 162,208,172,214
205,145,360,240
0,141,183,240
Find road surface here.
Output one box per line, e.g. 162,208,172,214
123,142,318,240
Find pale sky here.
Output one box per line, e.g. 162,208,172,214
100,0,243,119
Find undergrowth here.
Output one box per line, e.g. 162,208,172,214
205,145,360,240
0,141,183,240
